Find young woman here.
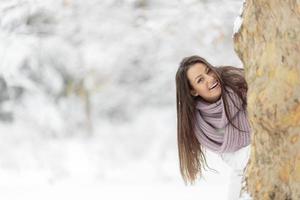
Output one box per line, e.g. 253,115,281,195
175,55,252,200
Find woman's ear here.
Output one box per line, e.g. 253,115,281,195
190,89,198,97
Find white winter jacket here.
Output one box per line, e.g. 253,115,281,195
216,127,251,171
216,127,252,200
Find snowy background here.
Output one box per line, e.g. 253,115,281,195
0,0,245,199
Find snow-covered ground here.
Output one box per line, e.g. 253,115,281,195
0,0,248,199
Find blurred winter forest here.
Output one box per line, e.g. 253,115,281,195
0,0,245,199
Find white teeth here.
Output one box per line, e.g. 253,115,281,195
209,82,218,90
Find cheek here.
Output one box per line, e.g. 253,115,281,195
199,84,209,91
196,85,209,95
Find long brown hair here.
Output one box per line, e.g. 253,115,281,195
175,55,248,185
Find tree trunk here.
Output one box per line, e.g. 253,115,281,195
233,0,300,199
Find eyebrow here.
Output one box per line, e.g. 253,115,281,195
194,66,209,82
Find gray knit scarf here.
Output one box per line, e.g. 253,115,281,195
194,86,251,153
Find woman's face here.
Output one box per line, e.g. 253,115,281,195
186,63,222,103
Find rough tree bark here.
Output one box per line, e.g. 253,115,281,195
233,0,300,199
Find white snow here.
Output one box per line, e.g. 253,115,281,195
233,15,243,37
0,0,250,199
232,0,246,38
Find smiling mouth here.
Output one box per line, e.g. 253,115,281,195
209,81,219,90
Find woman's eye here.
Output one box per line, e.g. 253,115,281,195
197,78,203,83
